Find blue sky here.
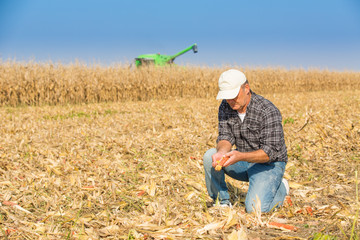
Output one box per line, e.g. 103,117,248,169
1,0,359,71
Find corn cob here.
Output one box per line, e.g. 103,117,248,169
214,155,229,171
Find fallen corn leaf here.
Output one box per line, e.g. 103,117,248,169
186,180,203,191
149,180,156,196
0,181,12,185
185,191,196,201
289,182,303,189
99,225,121,236
284,196,293,207
267,222,298,231
295,206,314,216
34,224,46,233
50,167,62,176
2,201,17,206
227,227,248,240
305,206,314,216
82,186,96,190
5,228,17,235
70,175,76,186
3,201,32,214
13,205,33,214
137,190,146,197
197,221,225,235
224,210,239,230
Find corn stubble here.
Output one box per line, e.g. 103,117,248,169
0,61,360,239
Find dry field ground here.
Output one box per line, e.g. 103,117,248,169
0,64,360,239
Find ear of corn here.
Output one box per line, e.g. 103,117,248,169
215,155,230,171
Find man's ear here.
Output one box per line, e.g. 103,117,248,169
245,84,250,94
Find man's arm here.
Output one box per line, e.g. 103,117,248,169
222,149,270,167
216,140,232,154
211,140,232,168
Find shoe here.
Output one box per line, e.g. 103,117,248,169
213,201,232,208
282,178,290,195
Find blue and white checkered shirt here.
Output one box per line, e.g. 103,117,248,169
217,91,288,163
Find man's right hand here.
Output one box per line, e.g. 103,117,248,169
213,140,232,168
211,151,227,168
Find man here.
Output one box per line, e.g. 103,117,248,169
203,69,289,213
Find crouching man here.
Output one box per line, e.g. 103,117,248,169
203,69,289,213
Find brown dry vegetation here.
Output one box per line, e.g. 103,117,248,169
0,63,360,239
1,61,360,106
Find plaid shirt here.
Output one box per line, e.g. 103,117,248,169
217,91,288,163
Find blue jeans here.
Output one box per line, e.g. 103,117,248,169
203,148,287,213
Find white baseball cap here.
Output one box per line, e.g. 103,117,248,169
216,69,247,100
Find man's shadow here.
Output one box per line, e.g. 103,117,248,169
206,181,247,208
227,181,247,207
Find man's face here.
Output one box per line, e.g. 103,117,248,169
226,84,250,112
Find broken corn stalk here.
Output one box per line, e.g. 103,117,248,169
214,155,229,171
267,221,298,231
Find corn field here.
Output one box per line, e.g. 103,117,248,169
1,61,360,106
0,61,359,239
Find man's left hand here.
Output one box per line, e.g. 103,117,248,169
222,151,242,167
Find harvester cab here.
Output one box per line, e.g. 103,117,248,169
135,43,198,67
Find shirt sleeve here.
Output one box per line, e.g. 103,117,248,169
259,107,285,162
216,101,235,145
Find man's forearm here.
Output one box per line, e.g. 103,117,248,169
236,149,269,163
221,149,270,168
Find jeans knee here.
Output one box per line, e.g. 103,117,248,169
203,148,216,171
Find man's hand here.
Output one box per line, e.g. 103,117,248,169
211,151,226,168
213,140,232,168
211,150,239,169
222,151,242,167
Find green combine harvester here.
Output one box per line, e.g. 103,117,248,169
135,43,198,67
